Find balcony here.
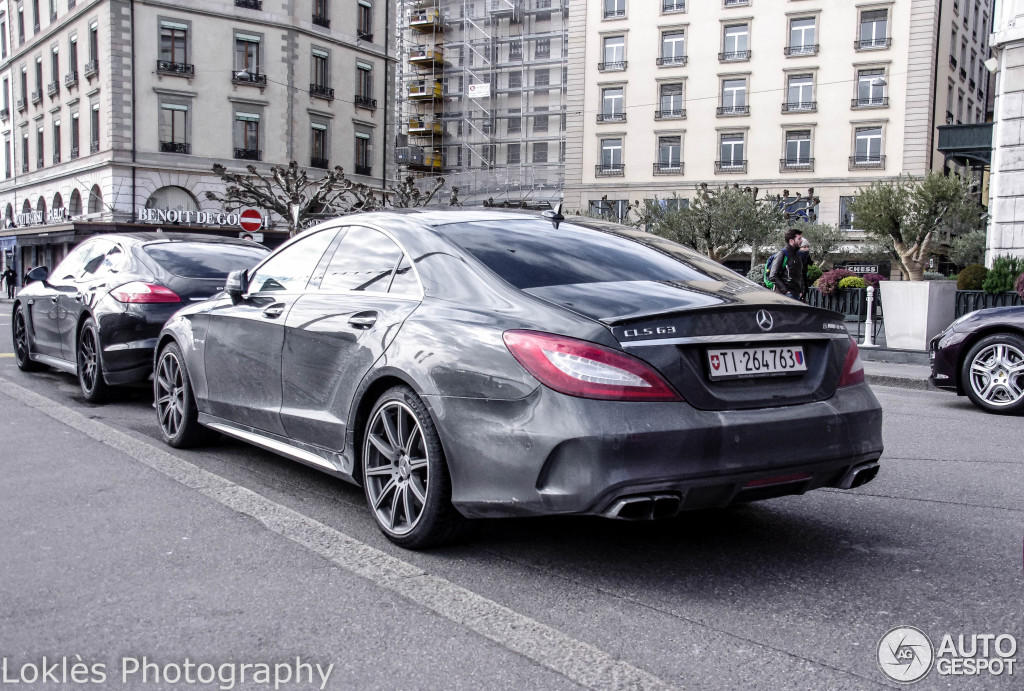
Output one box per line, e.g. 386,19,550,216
160,142,191,154
0,108,7,121
52,152,61,165
33,22,40,33
355,95,378,110
31,90,42,105
937,122,993,166
90,140,99,153
856,37,892,50
603,9,625,19
656,55,687,66
310,157,329,169
233,71,267,86
21,162,28,173
46,81,59,97
851,97,888,109
655,108,686,119
357,30,373,41
781,101,816,113
715,160,747,173
598,61,627,71
16,98,26,112
234,148,261,161
310,83,334,100
595,164,625,177
596,112,626,123
49,11,57,22
849,155,886,170
157,60,195,77
780,158,814,172
409,9,444,33
235,0,262,9
64,72,78,88
784,44,819,56
717,105,749,116
408,116,442,135
653,162,684,175
36,158,43,169
718,50,751,62
724,0,749,5
408,80,442,100
312,14,330,28
83,60,98,79
662,1,685,12
354,164,371,176
69,146,78,159
409,47,445,67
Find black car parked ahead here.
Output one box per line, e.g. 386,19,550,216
12,232,269,401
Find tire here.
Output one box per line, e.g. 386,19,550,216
12,304,44,372
361,385,468,549
155,342,215,448
960,332,1024,415
77,317,112,403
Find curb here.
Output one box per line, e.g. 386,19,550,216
865,374,939,391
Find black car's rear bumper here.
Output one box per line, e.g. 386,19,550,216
426,382,884,519
97,303,182,384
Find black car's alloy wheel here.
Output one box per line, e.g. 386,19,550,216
362,386,466,549
961,332,1024,415
77,318,111,403
12,305,43,371
155,342,213,448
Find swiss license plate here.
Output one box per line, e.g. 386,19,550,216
706,346,807,380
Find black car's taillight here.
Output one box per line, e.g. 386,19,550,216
503,330,682,402
110,281,181,304
838,338,865,388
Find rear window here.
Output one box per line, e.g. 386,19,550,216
143,242,269,279
436,219,737,289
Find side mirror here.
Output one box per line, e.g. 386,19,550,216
225,269,248,304
26,266,49,284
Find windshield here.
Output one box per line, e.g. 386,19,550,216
143,242,269,279
435,219,739,289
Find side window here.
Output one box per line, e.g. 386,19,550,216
248,229,336,293
51,241,96,281
389,256,419,296
76,240,116,280
319,226,404,293
96,245,125,276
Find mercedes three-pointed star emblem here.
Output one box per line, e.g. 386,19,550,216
755,310,774,332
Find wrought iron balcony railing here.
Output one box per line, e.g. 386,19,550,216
357,30,373,41
235,0,262,9
233,71,267,85
310,83,334,100
653,162,684,175
717,105,749,116
0,108,8,120
310,157,329,169
47,81,59,96
662,1,685,12
596,112,626,123
595,163,625,177
21,162,28,173
656,55,687,66
354,164,371,176
67,0,75,8
715,160,747,173
64,72,78,88
597,61,627,71
780,158,814,172
312,14,330,28
655,108,685,119
16,98,26,112
52,152,61,164
851,97,888,108
603,9,625,18
781,101,816,113
90,139,99,153
69,146,79,159
49,11,57,22
160,142,190,154
849,155,885,169
784,44,819,56
234,148,261,161
355,95,377,109
856,37,892,50
157,61,194,76
36,157,44,168
31,90,42,105
83,60,98,79
718,50,751,62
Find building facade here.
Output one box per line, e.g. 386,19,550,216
0,0,391,280
562,0,994,254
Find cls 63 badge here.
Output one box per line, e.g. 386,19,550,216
623,326,676,338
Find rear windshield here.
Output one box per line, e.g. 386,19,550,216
143,242,269,279
436,219,737,289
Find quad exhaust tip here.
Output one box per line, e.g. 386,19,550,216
605,493,681,520
837,461,880,490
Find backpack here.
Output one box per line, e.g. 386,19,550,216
762,250,787,290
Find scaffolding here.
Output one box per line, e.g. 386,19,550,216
395,0,568,207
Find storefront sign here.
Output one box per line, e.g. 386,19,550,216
136,208,241,226
14,208,70,227
845,264,879,274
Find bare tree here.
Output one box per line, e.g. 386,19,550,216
205,162,452,237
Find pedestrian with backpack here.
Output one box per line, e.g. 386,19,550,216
768,228,805,300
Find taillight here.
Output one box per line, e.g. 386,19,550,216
109,282,181,304
838,338,865,387
502,330,682,402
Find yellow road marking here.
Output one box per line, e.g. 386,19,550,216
0,353,14,358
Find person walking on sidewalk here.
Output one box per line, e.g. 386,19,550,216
2,265,16,298
768,229,805,300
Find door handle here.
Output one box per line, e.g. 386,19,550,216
348,312,378,330
50,296,59,304
262,304,285,319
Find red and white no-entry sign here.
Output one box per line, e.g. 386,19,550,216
239,209,263,232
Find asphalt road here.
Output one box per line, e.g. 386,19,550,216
0,311,1021,690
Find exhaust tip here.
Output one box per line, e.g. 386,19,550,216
837,461,880,490
605,493,681,520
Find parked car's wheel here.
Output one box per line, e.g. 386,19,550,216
155,342,215,448
77,318,111,403
12,304,44,372
362,386,467,549
960,332,1024,415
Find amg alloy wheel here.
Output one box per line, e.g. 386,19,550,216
362,386,466,549
961,333,1024,415
12,305,43,371
155,342,214,448
77,318,111,402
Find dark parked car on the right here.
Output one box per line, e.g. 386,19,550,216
930,305,1024,414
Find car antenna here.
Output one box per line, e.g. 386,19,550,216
542,201,564,229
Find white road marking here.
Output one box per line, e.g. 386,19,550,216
0,376,675,691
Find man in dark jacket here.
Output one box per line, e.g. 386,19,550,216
2,266,15,298
768,228,804,299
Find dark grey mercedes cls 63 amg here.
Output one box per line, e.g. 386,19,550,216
153,210,883,548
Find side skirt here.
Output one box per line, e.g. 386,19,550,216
32,353,77,375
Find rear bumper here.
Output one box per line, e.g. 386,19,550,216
425,382,884,519
96,302,181,385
